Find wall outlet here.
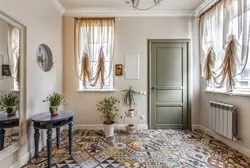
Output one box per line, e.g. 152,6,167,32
138,91,146,95
140,115,145,120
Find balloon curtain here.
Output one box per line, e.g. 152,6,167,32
74,18,115,89
200,0,250,91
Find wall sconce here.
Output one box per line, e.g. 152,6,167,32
36,44,54,72
37,48,45,67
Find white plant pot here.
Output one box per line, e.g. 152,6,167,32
103,123,115,137
126,109,136,117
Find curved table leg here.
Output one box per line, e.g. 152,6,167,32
34,128,40,159
0,129,5,151
68,122,73,155
56,128,60,148
47,129,53,168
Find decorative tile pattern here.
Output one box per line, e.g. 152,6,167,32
22,129,250,168
96,157,122,168
4,131,19,149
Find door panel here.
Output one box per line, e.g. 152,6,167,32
156,107,183,125
156,90,183,103
150,42,188,129
156,47,183,86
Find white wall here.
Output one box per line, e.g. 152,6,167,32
0,0,63,167
63,16,200,128
200,77,250,149
0,21,14,91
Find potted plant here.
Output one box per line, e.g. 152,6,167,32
97,96,120,137
121,86,138,117
0,93,19,116
43,92,65,116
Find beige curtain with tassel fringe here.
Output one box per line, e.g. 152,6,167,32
200,0,250,92
204,47,216,81
7,24,20,90
74,18,115,89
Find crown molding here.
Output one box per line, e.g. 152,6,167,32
50,0,65,15
64,9,195,17
195,0,217,16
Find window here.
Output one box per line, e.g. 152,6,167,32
200,0,250,93
78,27,114,90
234,8,250,90
75,18,115,91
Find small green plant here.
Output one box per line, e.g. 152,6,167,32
0,93,19,111
121,86,138,109
97,97,120,125
42,92,66,106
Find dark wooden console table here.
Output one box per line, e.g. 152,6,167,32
0,113,19,151
31,111,74,168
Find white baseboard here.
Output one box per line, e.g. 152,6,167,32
191,124,201,131
9,145,43,168
71,124,148,130
192,124,250,157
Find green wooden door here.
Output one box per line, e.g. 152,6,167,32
150,42,188,129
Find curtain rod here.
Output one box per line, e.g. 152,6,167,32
198,0,222,18
74,17,120,20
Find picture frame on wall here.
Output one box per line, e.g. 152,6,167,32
115,64,123,76
2,64,11,76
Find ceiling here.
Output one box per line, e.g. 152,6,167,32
58,0,206,16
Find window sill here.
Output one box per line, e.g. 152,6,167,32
77,89,116,93
205,89,250,97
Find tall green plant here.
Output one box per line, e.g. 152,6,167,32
43,92,66,106
0,93,19,111
121,86,138,109
97,97,120,125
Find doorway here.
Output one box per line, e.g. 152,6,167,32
148,40,190,129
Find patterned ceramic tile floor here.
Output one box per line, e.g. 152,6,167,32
22,129,250,168
3,131,19,149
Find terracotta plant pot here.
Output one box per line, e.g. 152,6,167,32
6,106,17,116
49,106,59,116
103,122,115,137
126,124,136,133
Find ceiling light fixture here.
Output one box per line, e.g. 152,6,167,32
124,0,163,11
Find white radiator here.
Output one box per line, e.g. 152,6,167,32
209,101,237,140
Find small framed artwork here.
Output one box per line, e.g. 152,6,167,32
115,64,123,76
2,65,11,76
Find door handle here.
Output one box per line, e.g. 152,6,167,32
151,87,155,90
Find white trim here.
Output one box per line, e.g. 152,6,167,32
192,125,250,158
0,142,21,161
50,0,65,15
9,148,35,168
205,89,250,97
9,144,45,168
65,9,195,17
49,0,203,17
77,89,116,92
195,0,217,16
68,124,148,130
0,10,28,160
191,124,201,131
